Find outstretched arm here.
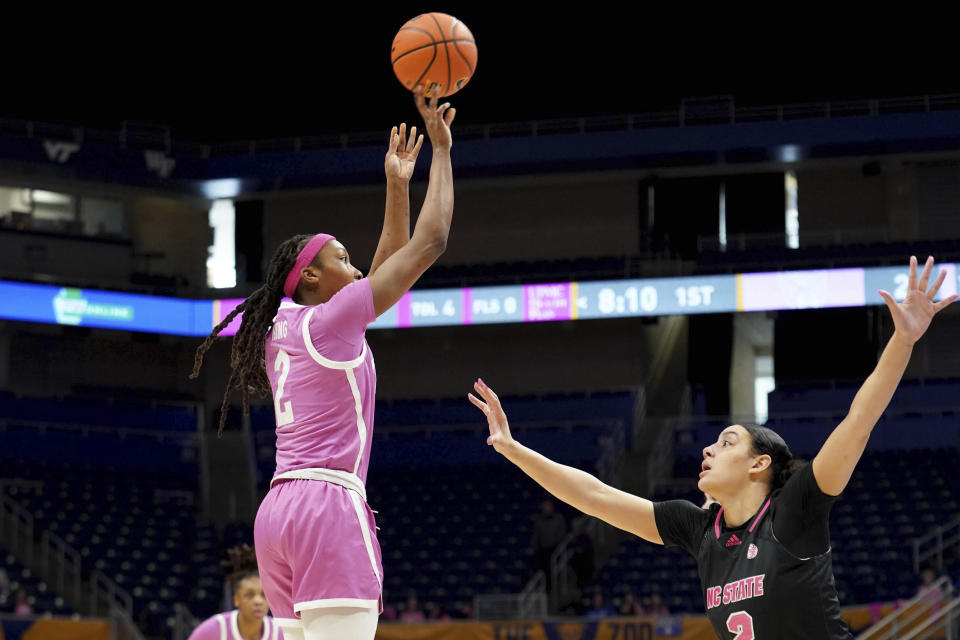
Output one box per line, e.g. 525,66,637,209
368,123,424,277
369,88,456,316
812,256,957,496
468,379,664,544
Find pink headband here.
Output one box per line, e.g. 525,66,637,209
283,234,335,298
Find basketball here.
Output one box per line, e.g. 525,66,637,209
391,12,477,98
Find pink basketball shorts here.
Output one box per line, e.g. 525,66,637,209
253,478,383,618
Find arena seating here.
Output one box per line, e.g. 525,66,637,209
0,545,72,616
0,395,205,636
250,391,636,492
1,391,628,630
244,391,635,617
2,385,957,631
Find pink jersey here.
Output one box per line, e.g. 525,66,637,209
187,611,282,640
264,279,377,483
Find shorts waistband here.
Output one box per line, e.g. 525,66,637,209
271,468,366,502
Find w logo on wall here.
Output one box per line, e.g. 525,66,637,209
144,151,176,178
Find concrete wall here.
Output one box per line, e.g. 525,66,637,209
261,174,641,270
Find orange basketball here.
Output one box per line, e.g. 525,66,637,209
391,12,477,98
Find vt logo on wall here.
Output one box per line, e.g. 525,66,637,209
42,139,81,163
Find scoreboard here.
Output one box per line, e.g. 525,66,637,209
0,264,955,336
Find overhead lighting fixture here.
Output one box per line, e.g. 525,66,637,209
776,144,802,163
32,190,72,205
201,179,242,200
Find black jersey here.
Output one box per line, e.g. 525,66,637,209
654,465,851,639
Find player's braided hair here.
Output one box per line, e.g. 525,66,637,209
741,424,800,491
221,543,259,592
190,234,312,436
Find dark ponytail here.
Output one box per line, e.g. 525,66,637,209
190,234,313,436
741,424,800,491
222,543,259,592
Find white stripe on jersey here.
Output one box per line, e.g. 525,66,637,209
300,306,369,475
345,368,367,475
302,308,367,369
215,612,227,640
224,610,274,640
348,489,382,591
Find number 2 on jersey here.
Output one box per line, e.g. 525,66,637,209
274,349,294,426
726,611,755,639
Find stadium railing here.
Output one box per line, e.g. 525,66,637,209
915,517,960,575
0,490,145,640
856,575,954,640
896,593,960,640
5,94,960,156
171,603,201,640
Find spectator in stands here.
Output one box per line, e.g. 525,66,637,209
585,591,614,619
400,593,425,623
532,499,567,588
643,592,670,617
380,601,397,621
13,589,32,617
425,601,450,621
450,600,474,619
917,567,946,612
0,566,9,599
618,590,644,616
569,517,595,588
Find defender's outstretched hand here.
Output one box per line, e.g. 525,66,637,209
468,379,514,453
879,256,958,344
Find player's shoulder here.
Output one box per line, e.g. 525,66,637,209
774,461,819,500
271,301,311,329
655,497,714,524
277,300,308,317
188,612,229,639
328,278,373,303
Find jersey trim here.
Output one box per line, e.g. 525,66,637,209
349,489,383,592
271,467,367,501
215,613,227,640
301,307,368,369
231,610,271,640
345,367,368,475
294,597,379,612
715,495,772,539
769,526,834,562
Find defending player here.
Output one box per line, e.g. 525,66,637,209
469,256,956,639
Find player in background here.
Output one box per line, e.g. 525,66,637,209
188,544,282,640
